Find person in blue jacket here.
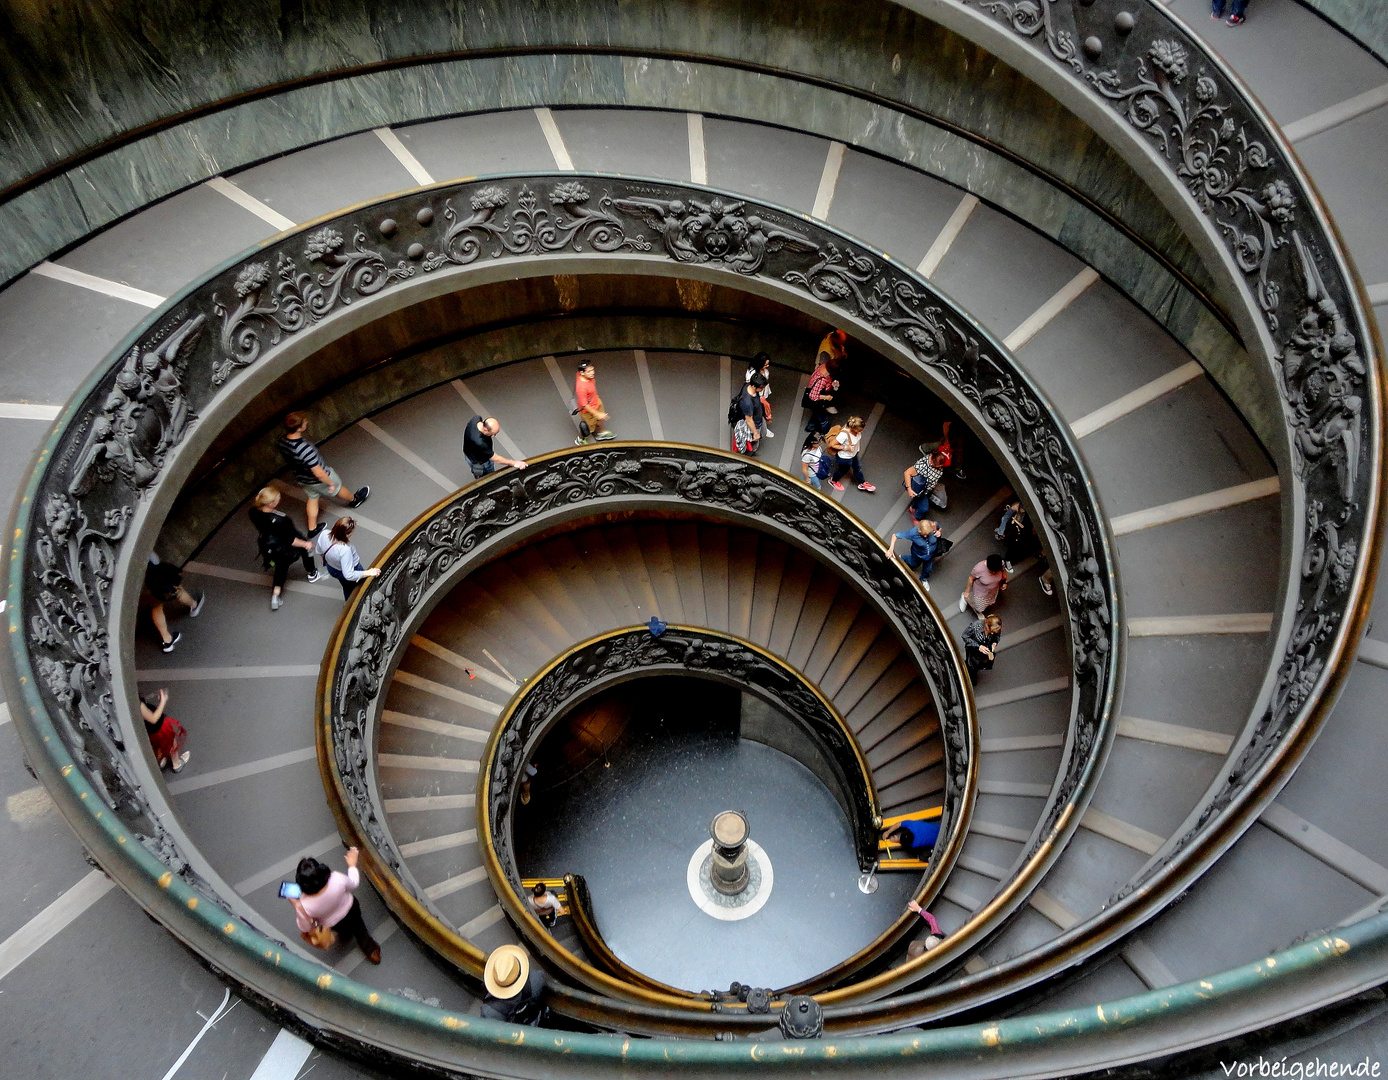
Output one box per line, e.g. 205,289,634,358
892,518,943,590
883,818,940,860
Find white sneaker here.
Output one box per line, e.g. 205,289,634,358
1004,561,1014,573
270,593,283,611
921,580,931,592
171,751,191,773
306,570,322,583
765,430,774,438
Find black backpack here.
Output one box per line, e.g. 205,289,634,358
727,393,743,427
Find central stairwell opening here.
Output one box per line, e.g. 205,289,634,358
512,675,919,991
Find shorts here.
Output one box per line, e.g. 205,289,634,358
301,466,343,500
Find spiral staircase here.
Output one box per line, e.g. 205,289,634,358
1,0,1387,1076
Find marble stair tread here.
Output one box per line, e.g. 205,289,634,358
767,550,818,656
747,538,791,646
696,524,733,633
666,521,709,626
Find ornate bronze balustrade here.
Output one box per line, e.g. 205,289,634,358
317,444,978,1005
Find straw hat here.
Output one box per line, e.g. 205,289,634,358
484,945,531,999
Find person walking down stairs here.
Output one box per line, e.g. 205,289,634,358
482,946,547,1026
574,360,616,444
960,553,1008,616
276,410,370,537
745,351,775,440
463,415,529,479
139,688,190,773
316,518,381,600
249,486,321,611
962,614,1003,687
731,373,768,456
892,518,944,591
826,416,877,492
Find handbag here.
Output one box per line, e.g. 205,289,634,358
301,920,337,949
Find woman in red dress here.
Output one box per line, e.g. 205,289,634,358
139,689,190,772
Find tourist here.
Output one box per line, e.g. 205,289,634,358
276,411,369,537
1000,503,1041,572
962,614,1003,686
138,688,189,773
529,883,564,929
803,332,845,435
827,416,876,493
892,518,943,591
574,361,616,444
903,448,948,518
1211,0,1249,26
463,415,528,479
745,352,774,439
289,849,381,965
994,497,1021,541
905,901,945,956
960,553,1008,616
731,373,767,456
317,517,381,600
481,945,546,1025
249,487,320,611
882,818,939,860
801,432,829,490
145,554,204,654
918,420,963,482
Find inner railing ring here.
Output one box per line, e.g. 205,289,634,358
318,444,977,1009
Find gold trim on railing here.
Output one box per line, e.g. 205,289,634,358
316,441,981,1016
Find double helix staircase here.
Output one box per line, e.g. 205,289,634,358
2,0,1386,1074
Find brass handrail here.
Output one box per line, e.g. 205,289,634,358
472,622,889,1000
317,442,982,1014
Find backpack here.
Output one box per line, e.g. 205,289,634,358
728,393,744,426
825,424,844,447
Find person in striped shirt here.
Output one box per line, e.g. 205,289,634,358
276,411,370,536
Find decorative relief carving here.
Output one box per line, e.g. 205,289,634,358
962,0,1373,900
44,156,1367,987
305,442,995,956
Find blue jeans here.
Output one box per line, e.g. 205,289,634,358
901,550,935,581
806,472,822,490
830,455,864,485
1211,0,1248,17
469,459,495,480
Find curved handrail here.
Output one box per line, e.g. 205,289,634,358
0,0,1379,1063
1,167,1121,1045
472,623,884,997
318,445,979,1010
563,874,702,999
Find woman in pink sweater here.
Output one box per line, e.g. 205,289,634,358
289,847,380,964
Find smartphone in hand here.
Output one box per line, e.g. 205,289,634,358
279,881,302,900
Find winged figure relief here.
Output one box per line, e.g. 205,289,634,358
68,314,205,497
611,196,704,263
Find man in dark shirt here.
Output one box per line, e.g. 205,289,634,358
276,411,370,535
480,945,546,1026
463,415,528,480
736,374,767,456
